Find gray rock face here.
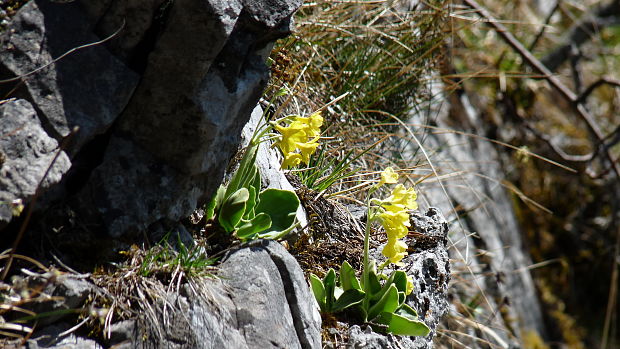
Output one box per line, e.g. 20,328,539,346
0,0,301,235
19,241,320,349
102,240,321,349
219,240,322,349
0,0,139,150
74,0,302,236
27,332,103,349
347,325,403,349
0,0,138,227
0,99,70,225
401,209,451,349
9,273,104,348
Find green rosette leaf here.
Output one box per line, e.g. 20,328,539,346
309,274,327,312
368,284,399,320
236,213,272,241
375,312,430,337
332,289,365,313
218,188,249,232
255,188,300,236
340,261,362,291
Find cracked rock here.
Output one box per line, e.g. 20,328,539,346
0,99,71,226
219,240,321,349
102,240,321,349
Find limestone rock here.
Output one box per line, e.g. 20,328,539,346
15,240,320,349
0,0,302,235
103,240,321,349
347,325,402,349
0,0,137,227
75,0,303,236
219,240,321,348
0,99,70,225
400,209,451,349
27,331,103,349
0,0,138,150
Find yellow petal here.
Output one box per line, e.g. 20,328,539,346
379,209,410,240
275,124,306,155
377,167,399,187
281,152,302,169
386,184,418,210
291,113,323,138
308,112,323,137
405,275,414,295
290,116,310,129
297,141,319,164
381,238,408,264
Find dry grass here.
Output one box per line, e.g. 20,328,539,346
0,238,218,345
89,240,217,342
267,0,620,348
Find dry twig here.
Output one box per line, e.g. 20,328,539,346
462,0,620,181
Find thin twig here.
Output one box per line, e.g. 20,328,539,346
541,0,620,72
0,20,126,84
603,124,620,148
462,0,620,182
576,77,620,105
528,1,560,51
57,317,89,338
522,122,593,163
569,44,583,94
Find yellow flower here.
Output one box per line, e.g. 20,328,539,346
11,199,24,217
281,152,302,169
275,113,323,169
405,275,414,295
382,238,408,264
385,184,417,210
275,123,306,155
297,140,320,164
308,111,323,137
376,182,419,266
378,167,398,187
379,208,410,240
289,112,323,138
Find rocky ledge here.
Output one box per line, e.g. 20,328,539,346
9,206,448,349
0,0,450,347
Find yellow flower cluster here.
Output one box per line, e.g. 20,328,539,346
377,166,398,187
275,112,323,169
377,168,418,264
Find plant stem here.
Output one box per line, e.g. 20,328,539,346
362,206,370,302
361,188,376,319
377,259,390,272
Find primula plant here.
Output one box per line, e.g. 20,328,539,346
205,109,324,241
309,167,430,336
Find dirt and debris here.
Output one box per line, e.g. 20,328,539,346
287,174,365,277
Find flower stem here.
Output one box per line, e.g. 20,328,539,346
362,187,377,320
378,259,390,272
